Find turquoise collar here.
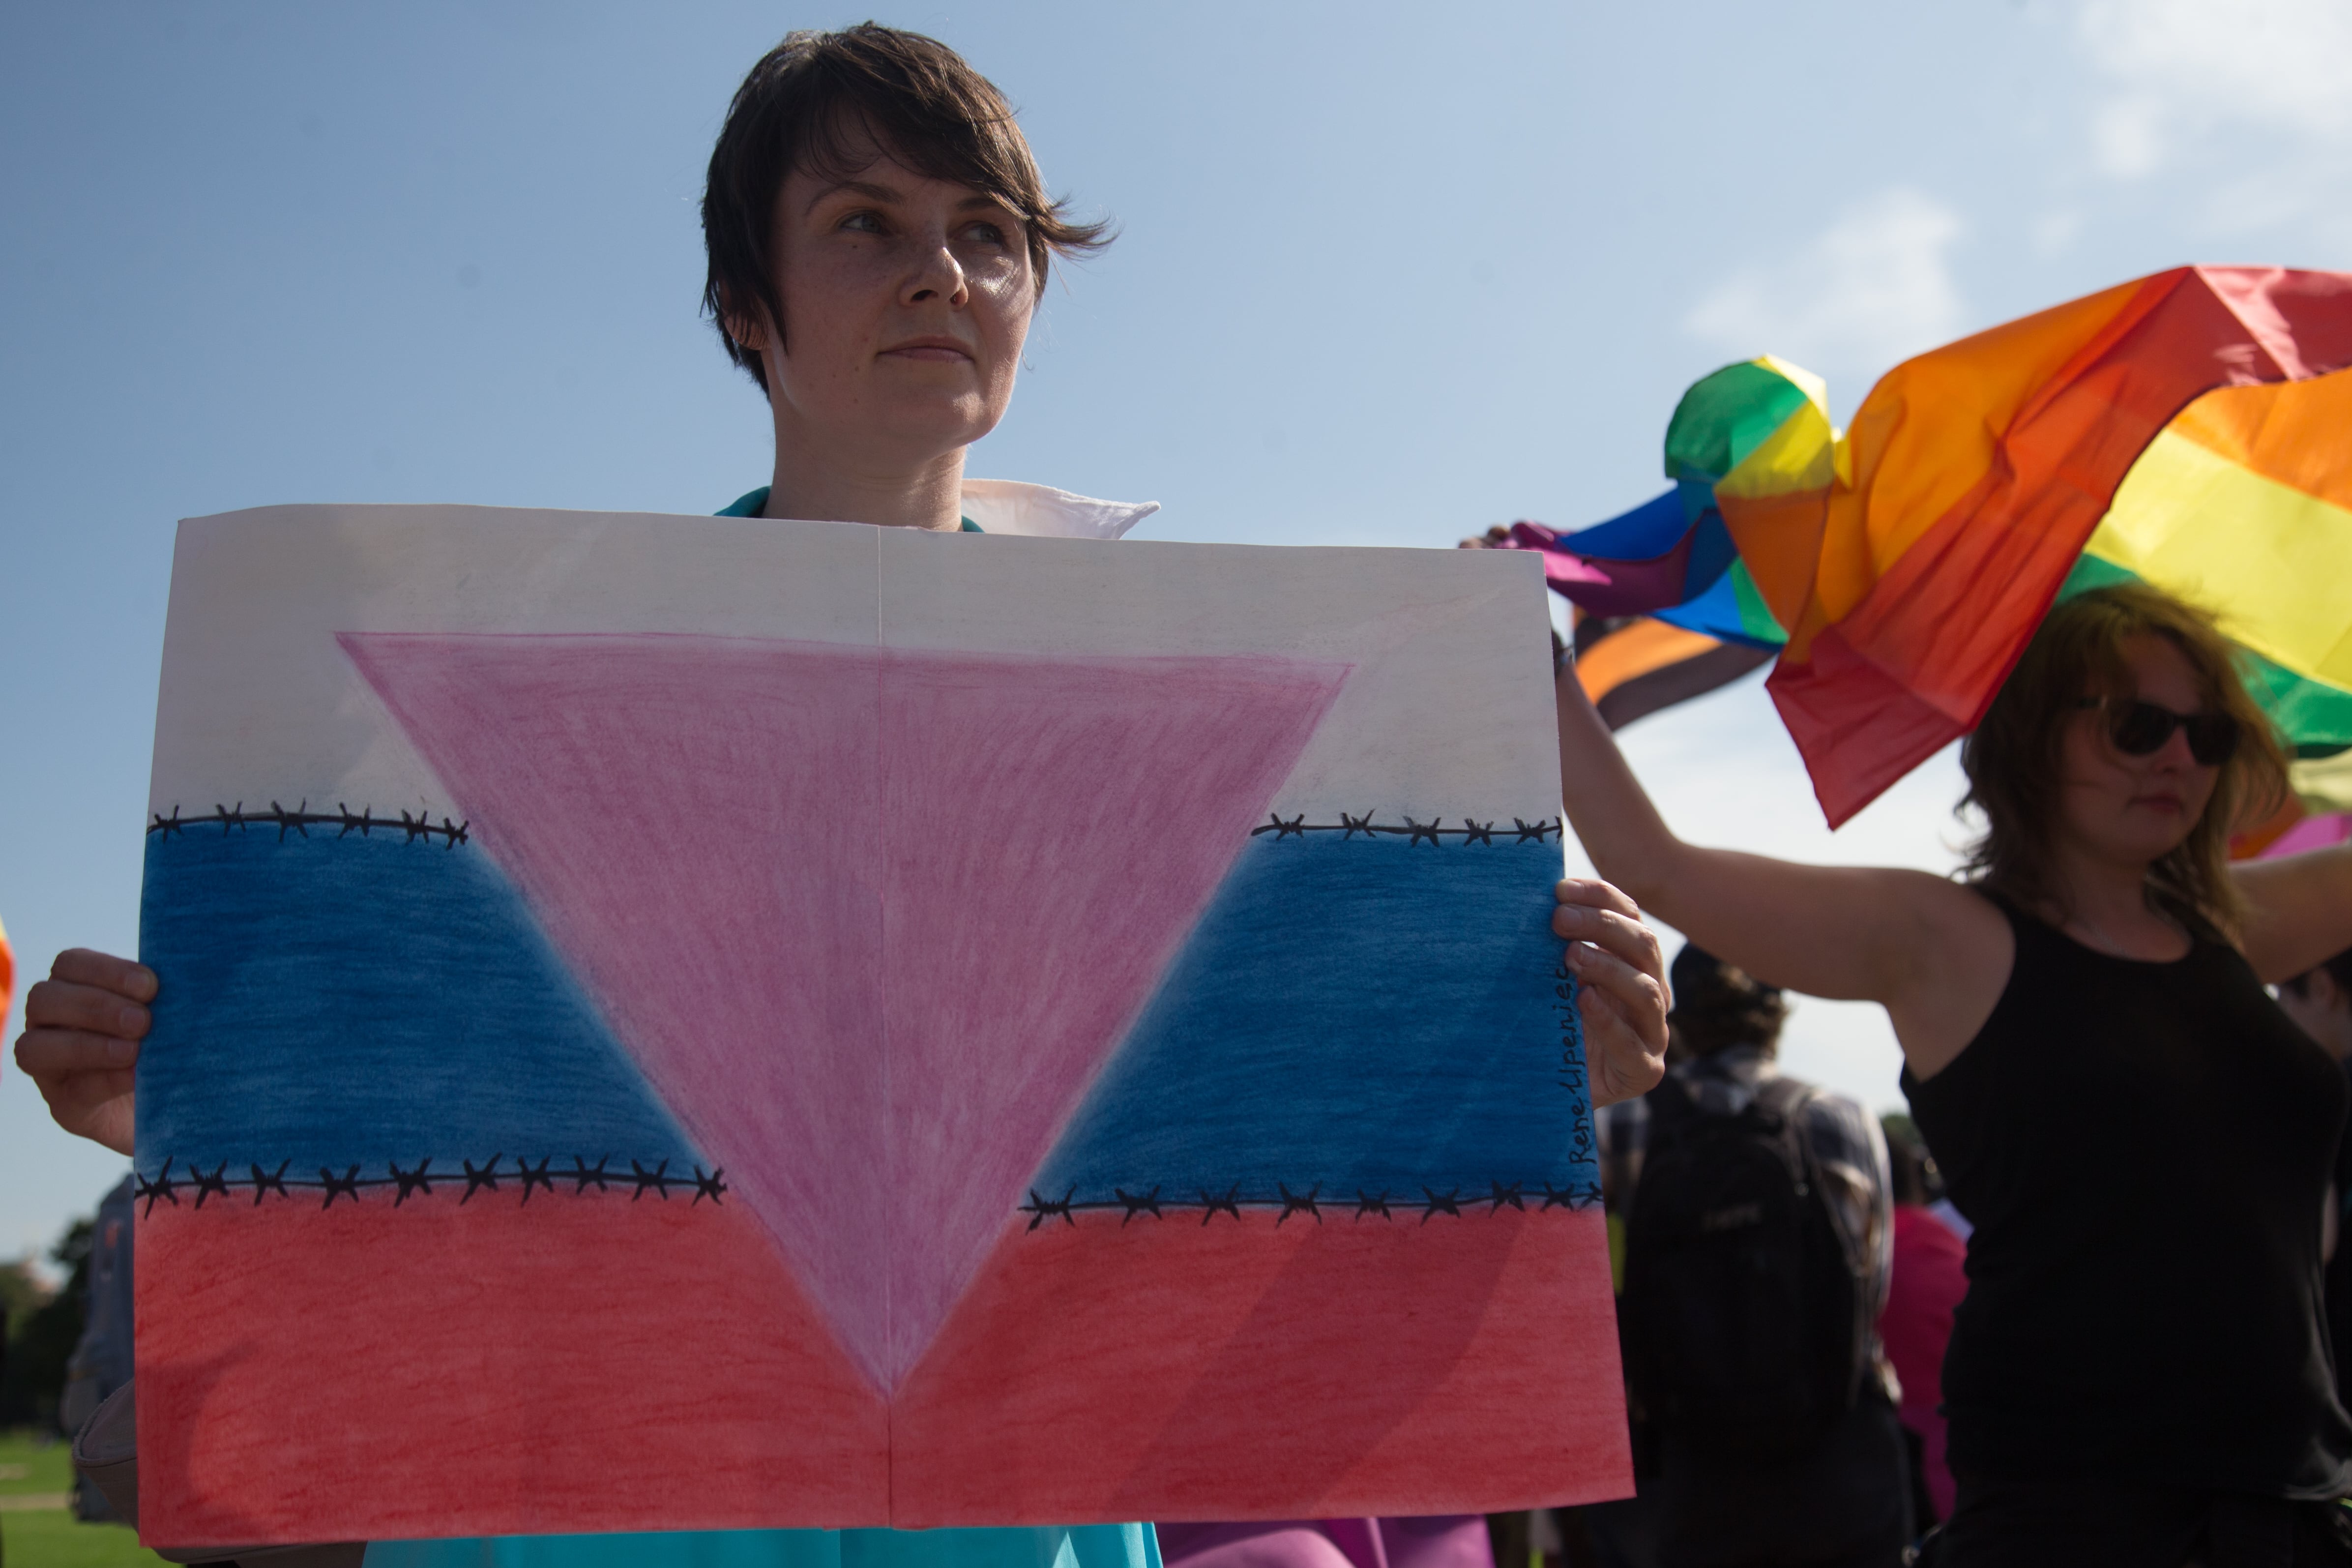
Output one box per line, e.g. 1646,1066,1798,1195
718,486,980,531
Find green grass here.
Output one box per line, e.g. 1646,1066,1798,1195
0,1430,168,1567
3,1507,171,1567
0,1428,74,1497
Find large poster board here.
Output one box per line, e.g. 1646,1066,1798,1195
132,505,1628,1547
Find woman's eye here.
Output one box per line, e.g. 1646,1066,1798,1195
839,210,885,235
964,221,1008,246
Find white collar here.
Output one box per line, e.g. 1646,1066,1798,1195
957,478,1158,539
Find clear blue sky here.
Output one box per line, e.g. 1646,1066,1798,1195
5,0,2347,1262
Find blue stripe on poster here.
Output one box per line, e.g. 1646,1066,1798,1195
136,831,701,1176
1031,834,1594,1203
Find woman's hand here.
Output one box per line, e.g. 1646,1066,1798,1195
1553,878,1669,1108
12,948,153,1156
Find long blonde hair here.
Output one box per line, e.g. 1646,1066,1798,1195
1958,583,2289,943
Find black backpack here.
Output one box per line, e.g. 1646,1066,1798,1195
1620,1072,1873,1461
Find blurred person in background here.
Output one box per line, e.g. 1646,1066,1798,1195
1556,581,2352,1565
1616,943,1906,1568
1566,1004,1696,1568
2278,947,2352,1064
2277,947,2352,1419
1877,1120,1963,1531
59,1175,135,1523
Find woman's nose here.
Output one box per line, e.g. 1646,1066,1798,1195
904,240,968,307
2152,723,2200,769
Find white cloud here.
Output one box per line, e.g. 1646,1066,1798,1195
1682,188,1966,385
2075,0,2352,235
2089,96,2165,180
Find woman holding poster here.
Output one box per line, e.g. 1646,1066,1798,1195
13,23,1671,1568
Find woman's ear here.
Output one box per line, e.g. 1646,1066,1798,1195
727,313,770,355
717,285,772,355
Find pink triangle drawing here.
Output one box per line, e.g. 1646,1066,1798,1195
339,632,1349,1393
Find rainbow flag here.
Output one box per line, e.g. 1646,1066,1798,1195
1519,268,2352,825
1492,408,1794,730
2059,365,2352,825
1569,613,1773,732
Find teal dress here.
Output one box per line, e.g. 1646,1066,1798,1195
363,488,1157,1568
715,487,985,528
364,1523,1162,1568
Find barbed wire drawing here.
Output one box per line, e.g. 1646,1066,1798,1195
134,1155,724,1215
1249,813,1561,845
146,802,470,847
1020,1177,1600,1230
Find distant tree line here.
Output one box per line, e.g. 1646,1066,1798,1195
1,1216,90,1430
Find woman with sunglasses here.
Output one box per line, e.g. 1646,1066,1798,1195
1557,581,2352,1564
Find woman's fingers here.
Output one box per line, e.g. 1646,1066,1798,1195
1552,878,1669,1108
1569,938,1668,1047
1572,946,1668,1106
1554,884,1666,987
42,947,157,1004
14,950,152,1158
22,959,156,1053
25,976,152,1041
1552,902,1664,983
1555,877,1643,922
48,947,158,1001
1575,987,1660,1107
14,1026,141,1076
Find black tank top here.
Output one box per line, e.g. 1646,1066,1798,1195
1904,892,2352,1497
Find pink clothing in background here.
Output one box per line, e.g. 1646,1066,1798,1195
2261,812,2352,858
1880,1203,1969,1520
1158,1518,1493,1568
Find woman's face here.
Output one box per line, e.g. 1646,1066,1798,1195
2054,632,2223,868
755,135,1035,468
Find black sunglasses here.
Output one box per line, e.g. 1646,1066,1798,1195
2075,696,2239,766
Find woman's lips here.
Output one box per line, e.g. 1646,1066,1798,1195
880,338,972,362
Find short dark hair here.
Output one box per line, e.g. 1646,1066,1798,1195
2282,947,2352,1003
1667,943,1789,1058
701,23,1113,390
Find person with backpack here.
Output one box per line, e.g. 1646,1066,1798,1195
1618,944,1907,1568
